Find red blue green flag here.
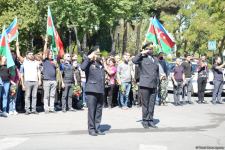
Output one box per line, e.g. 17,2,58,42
146,17,175,54
0,26,15,68
47,6,64,58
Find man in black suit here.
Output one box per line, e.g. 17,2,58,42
80,46,106,136
132,42,159,129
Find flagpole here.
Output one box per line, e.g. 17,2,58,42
0,25,5,44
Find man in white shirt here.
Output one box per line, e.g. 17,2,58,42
21,51,41,115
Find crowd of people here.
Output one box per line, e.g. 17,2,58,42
0,39,225,134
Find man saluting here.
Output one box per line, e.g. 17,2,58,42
80,46,106,136
132,42,159,129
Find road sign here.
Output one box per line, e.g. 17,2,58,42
208,40,216,51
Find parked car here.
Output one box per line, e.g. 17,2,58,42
167,61,225,94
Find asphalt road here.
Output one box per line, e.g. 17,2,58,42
0,94,225,150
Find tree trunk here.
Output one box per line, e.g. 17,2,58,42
218,36,225,56
136,19,142,54
122,21,128,55
110,26,119,55
183,40,187,53
73,26,81,54
69,30,72,54
82,32,87,52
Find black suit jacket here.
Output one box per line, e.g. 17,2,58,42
132,53,159,88
80,58,105,94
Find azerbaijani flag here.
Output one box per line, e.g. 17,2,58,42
47,6,64,58
0,26,15,68
145,20,159,45
0,18,18,43
145,17,175,54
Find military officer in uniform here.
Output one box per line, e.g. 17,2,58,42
132,42,159,129
80,46,106,136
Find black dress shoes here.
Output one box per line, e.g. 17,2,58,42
149,121,158,128
217,101,223,104
89,131,98,136
31,111,39,114
202,100,208,104
141,122,149,129
25,111,31,115
96,130,105,135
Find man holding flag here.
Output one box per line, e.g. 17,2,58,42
41,6,65,113
0,26,16,117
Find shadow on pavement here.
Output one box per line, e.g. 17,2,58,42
0,113,224,137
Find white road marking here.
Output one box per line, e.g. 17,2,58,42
0,137,29,150
139,144,168,150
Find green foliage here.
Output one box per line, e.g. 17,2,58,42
77,54,83,64
101,50,109,58
160,0,225,56
0,0,224,57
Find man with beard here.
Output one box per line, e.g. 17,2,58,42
17,50,41,115
80,46,105,136
132,42,159,129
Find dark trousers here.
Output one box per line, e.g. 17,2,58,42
139,87,156,122
197,77,207,102
61,83,73,110
133,86,141,106
107,84,115,108
173,81,183,104
86,92,104,133
212,80,223,102
16,84,25,112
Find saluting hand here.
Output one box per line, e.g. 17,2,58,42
88,52,96,60
141,50,150,55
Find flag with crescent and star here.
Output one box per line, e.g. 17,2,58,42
145,17,175,54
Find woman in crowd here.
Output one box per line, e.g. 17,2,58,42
104,57,117,108
197,55,208,104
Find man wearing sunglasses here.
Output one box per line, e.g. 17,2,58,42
132,42,159,129
60,53,76,112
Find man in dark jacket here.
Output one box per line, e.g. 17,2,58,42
80,46,105,136
132,42,159,129
212,56,225,104
181,53,193,104
61,53,75,112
